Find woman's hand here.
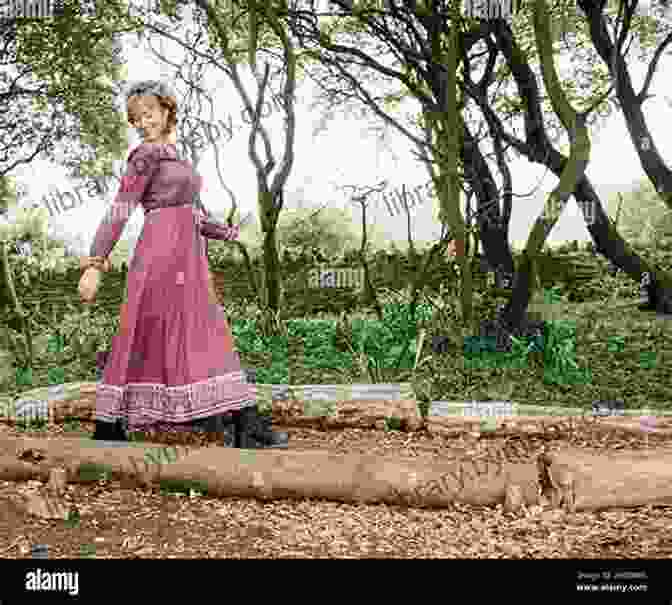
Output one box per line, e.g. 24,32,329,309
79,267,102,303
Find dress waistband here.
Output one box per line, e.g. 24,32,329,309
144,202,196,216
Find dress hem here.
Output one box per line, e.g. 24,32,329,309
95,372,257,429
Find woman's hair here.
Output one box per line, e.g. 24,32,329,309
125,80,178,137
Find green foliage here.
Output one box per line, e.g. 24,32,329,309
273,205,362,261
227,298,434,385
541,319,592,386
335,305,431,383
0,205,50,245
607,180,672,251
4,250,672,415
0,175,21,215
384,415,402,431
76,462,115,483
158,478,210,496
0,304,119,395
58,308,120,360
0,211,89,388
15,416,48,432
8,0,136,183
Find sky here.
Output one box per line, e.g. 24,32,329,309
8,5,672,260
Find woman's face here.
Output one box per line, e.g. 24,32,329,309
129,94,171,144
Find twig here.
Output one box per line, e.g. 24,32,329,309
0,535,25,554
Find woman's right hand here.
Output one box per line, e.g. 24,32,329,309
79,267,101,304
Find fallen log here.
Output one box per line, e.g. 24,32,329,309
426,412,672,439
539,446,672,511
0,436,540,511
272,397,423,431
4,435,672,513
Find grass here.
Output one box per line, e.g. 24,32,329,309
428,296,671,412
231,312,428,385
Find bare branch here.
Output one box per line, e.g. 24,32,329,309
637,31,672,104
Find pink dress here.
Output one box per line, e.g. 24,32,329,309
89,142,254,431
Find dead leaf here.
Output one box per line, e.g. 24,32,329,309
132,546,155,557
0,535,26,554
122,535,146,550
21,491,68,520
18,448,47,464
504,484,525,513
47,468,67,497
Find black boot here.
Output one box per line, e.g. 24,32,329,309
256,410,289,448
234,406,289,449
93,419,127,442
190,413,235,446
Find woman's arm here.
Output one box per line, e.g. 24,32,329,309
88,144,161,259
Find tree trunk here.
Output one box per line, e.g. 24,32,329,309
261,229,281,312
258,190,283,313
501,250,537,330
352,194,384,322
498,0,592,331
472,225,480,256
225,239,261,302
574,2,672,312
492,20,672,315
1,242,33,368
425,20,474,328
547,152,672,312
579,0,672,213
461,118,516,286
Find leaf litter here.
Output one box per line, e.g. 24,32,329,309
0,413,671,558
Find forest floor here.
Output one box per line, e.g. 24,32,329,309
2,413,672,559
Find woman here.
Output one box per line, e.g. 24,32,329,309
79,80,288,449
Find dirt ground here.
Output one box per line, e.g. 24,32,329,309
2,408,672,560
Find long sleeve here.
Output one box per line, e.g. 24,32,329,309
199,212,240,241
89,144,161,258
191,189,208,258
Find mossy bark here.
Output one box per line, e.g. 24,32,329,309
502,0,592,329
